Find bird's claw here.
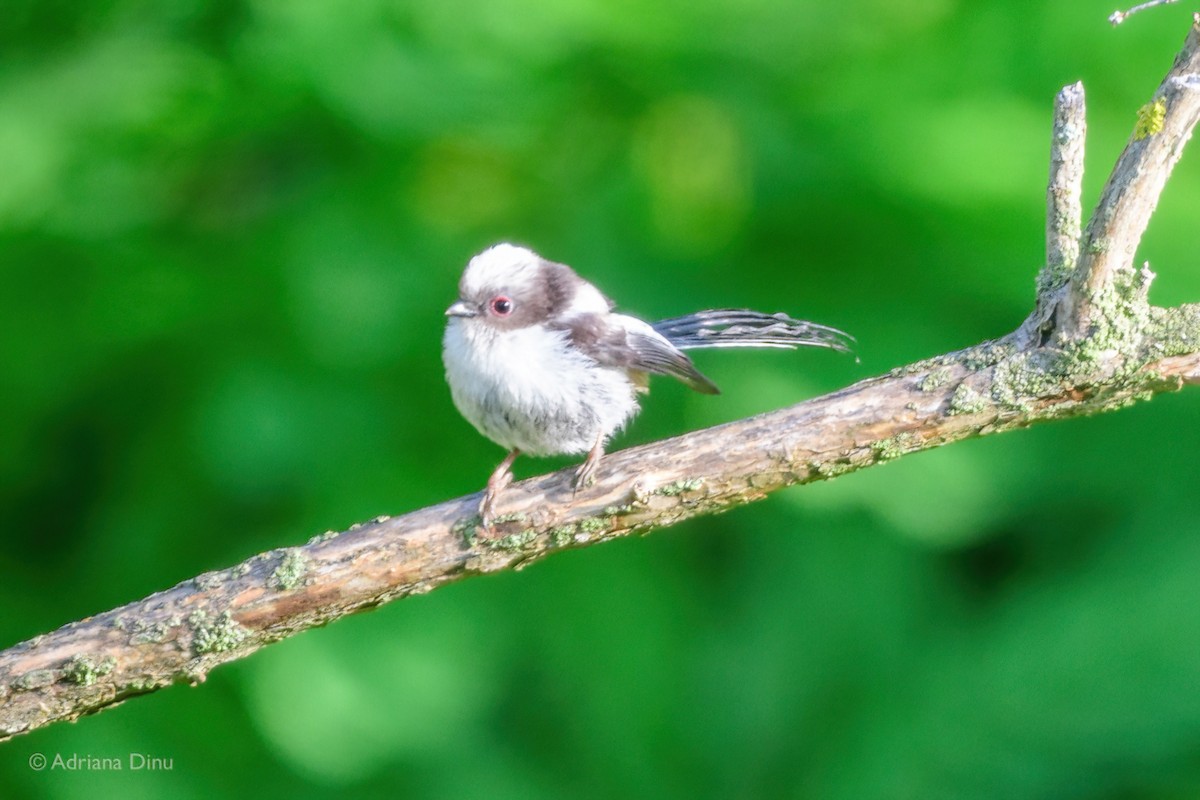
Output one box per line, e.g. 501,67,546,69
477,492,499,537
572,437,605,495
476,448,519,538
571,466,596,496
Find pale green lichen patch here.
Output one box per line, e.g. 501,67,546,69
486,530,538,552
306,530,340,546
887,274,1189,432
452,515,483,545
1069,283,1154,381
62,654,116,687
194,572,223,591
982,282,1198,418
128,620,172,646
269,549,310,591
577,517,608,534
655,478,704,496
990,350,1065,413
13,669,56,691
918,367,952,392
453,514,482,533
810,459,855,479
1146,305,1200,356
1133,97,1167,140
897,340,1008,376
189,610,250,655
1036,260,1072,296
122,679,158,693
871,432,922,462
960,341,1016,371
948,383,989,415
549,524,576,547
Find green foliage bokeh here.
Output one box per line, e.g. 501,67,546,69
2,0,1199,797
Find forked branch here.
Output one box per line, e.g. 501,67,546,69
2,18,1200,743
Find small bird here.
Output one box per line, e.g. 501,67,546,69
443,243,853,529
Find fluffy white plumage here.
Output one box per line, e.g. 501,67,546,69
444,243,640,456
442,242,853,529
443,314,639,456
458,244,542,302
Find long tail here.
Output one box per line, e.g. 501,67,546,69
652,309,855,354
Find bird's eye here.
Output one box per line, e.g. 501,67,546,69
490,296,514,316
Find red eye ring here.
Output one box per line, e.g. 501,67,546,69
490,296,514,316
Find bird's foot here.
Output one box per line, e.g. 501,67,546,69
478,449,520,536
572,436,605,495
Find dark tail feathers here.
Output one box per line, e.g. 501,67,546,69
652,309,854,354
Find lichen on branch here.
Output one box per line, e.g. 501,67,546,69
2,17,1200,746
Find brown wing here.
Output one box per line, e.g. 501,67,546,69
553,313,720,395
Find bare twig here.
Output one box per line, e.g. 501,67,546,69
2,19,1200,745
1022,81,1088,347
1061,20,1200,338
1046,82,1087,279
1110,0,1180,26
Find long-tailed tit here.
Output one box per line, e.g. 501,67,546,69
443,244,853,529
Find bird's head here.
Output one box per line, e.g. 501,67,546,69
445,243,610,331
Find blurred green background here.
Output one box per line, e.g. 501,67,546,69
2,0,1199,797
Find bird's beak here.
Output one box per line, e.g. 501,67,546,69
445,300,479,318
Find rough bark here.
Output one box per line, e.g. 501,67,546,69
2,17,1199,744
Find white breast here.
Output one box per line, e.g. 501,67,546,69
442,319,641,456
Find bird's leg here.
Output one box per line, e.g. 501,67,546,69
573,434,605,493
480,448,520,533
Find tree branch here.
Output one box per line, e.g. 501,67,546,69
1024,81,1087,346
1046,81,1086,281
3,19,1200,744
1060,18,1200,339
1110,0,1181,26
